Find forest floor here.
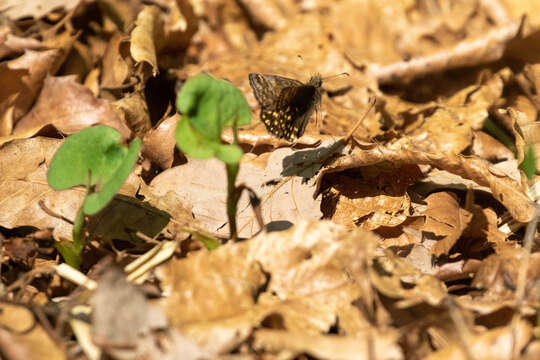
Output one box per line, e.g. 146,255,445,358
1,0,540,359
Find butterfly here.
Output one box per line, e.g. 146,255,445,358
248,73,323,141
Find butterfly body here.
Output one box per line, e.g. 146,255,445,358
248,73,322,141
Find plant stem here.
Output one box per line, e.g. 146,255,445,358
226,116,241,241
226,162,240,241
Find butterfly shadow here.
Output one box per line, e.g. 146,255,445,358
280,139,347,180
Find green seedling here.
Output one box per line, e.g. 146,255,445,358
47,125,141,268
175,74,251,241
483,117,537,180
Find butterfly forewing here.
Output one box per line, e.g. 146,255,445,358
248,74,303,109
248,73,322,141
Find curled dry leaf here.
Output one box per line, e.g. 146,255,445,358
316,144,535,222
370,21,521,83
161,0,199,51
141,113,178,169
113,90,151,137
422,192,473,257
100,33,132,90
14,75,131,138
0,49,61,128
130,5,162,77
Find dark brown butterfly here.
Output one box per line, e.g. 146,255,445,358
248,73,323,141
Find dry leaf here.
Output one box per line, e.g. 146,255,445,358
15,75,131,137
316,144,535,222
144,148,323,237
158,221,382,353
130,6,162,77
422,192,473,257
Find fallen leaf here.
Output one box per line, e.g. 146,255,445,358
253,329,403,360
316,144,535,222
130,5,162,77
158,221,382,353
144,148,323,237
15,75,131,137
422,192,473,257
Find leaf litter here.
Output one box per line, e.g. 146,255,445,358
1,0,540,359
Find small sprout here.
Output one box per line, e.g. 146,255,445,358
47,125,141,268
175,74,251,241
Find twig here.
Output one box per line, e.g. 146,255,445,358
369,19,522,84
445,297,476,360
511,204,539,358
38,200,73,225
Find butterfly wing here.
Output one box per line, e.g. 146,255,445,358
248,73,303,109
276,85,320,140
249,73,321,141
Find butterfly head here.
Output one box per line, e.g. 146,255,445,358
308,74,323,88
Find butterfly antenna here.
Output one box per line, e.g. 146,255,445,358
322,72,350,82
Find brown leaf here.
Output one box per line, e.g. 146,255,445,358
422,192,473,257
324,164,421,230
144,149,323,237
141,114,178,169
425,321,532,360
471,130,514,161
100,33,132,90
252,329,403,360
130,6,162,77
316,145,535,222
158,221,380,353
113,90,151,137
14,75,131,137
369,251,447,307
0,50,61,129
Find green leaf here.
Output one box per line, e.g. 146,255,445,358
47,125,141,215
483,117,516,154
520,145,536,180
216,144,243,164
175,115,217,159
175,74,251,162
83,138,141,214
176,74,251,140
48,126,128,189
